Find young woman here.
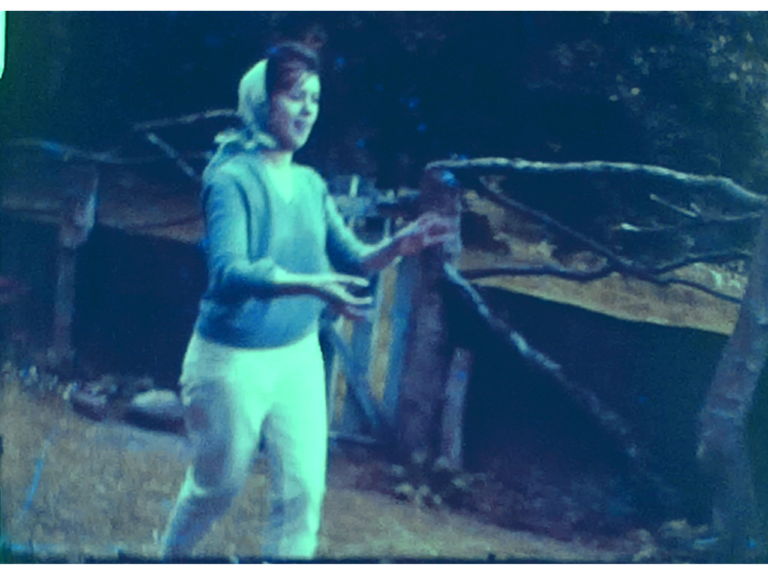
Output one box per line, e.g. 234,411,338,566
160,42,454,560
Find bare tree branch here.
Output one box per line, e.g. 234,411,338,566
428,157,768,210
462,263,614,283
649,193,703,219
3,138,161,166
442,161,752,304
2,138,212,167
611,215,760,265
463,266,742,305
618,212,761,233
119,214,203,232
651,251,750,275
648,277,742,305
132,109,238,132
143,132,201,182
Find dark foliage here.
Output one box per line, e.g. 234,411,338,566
3,12,768,190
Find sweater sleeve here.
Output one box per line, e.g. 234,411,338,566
323,180,374,278
202,169,279,300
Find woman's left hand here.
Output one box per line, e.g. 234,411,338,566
395,212,459,257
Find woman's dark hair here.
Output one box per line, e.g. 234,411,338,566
265,42,321,97
207,42,321,169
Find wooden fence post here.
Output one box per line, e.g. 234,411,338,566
396,168,463,459
440,347,474,470
50,163,98,373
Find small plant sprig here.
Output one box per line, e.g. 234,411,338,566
388,450,493,510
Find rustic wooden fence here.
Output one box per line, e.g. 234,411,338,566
5,119,768,559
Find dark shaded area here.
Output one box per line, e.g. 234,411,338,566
0,216,206,385
456,287,726,530
73,229,207,384
0,218,58,354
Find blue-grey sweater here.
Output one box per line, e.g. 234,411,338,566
194,151,371,349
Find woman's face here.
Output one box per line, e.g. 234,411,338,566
268,72,320,152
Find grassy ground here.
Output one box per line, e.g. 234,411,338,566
0,374,648,563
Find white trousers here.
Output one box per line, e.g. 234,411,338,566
160,330,328,560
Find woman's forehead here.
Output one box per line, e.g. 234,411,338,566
290,72,321,94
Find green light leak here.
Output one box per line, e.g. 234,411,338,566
0,11,5,80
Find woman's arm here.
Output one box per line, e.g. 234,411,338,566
203,171,280,299
204,171,372,314
360,212,459,274
323,191,374,278
324,186,458,276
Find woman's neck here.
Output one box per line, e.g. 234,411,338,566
260,148,295,202
261,148,293,171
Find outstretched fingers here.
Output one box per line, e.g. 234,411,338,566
341,292,374,307
331,273,370,289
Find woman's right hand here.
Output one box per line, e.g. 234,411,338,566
272,268,373,321
305,273,373,321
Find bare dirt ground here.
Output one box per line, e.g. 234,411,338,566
0,374,653,563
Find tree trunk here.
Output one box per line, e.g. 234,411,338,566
698,207,768,561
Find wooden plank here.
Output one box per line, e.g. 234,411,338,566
335,173,369,436
367,195,396,405
325,323,385,437
440,347,474,471
382,257,417,432
462,248,741,336
368,263,397,404
342,320,374,434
